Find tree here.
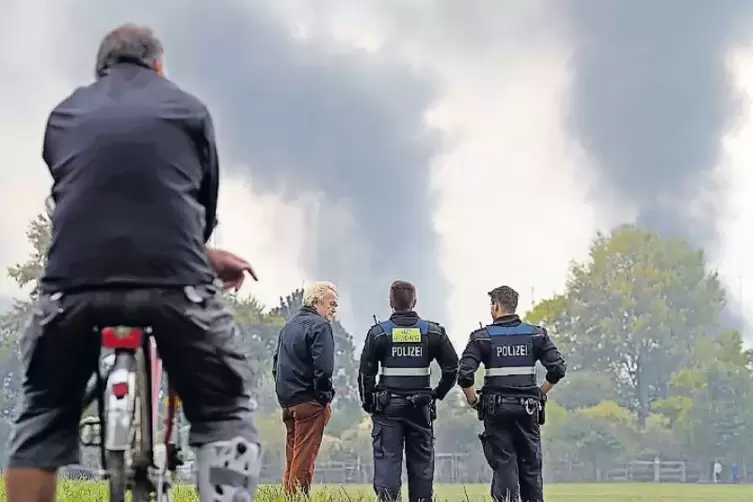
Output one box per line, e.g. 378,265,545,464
525,294,575,360
546,370,622,410
3,213,52,346
653,330,753,469
225,294,285,414
6,213,51,297
0,214,52,454
529,224,727,427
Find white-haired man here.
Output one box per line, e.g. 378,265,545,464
273,281,338,496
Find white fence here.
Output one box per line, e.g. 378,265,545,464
546,458,748,484
604,460,686,482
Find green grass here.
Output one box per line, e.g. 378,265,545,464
0,481,749,501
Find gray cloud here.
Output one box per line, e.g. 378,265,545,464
361,0,753,247
559,0,753,247
171,4,448,329
335,0,753,325
2,0,448,333
7,0,751,331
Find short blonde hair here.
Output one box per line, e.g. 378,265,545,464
302,281,338,307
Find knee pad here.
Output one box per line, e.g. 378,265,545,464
196,436,261,502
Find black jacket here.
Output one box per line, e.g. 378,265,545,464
457,314,566,392
358,311,459,404
273,306,335,408
40,61,218,292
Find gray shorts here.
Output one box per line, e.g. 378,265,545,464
5,284,259,469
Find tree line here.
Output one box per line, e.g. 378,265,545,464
1,216,752,482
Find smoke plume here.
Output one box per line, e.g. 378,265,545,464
560,0,752,247
17,0,448,332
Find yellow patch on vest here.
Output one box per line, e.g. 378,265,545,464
391,327,422,343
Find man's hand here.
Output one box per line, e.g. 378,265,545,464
540,380,554,396
462,387,479,409
206,248,258,291
362,393,375,414
315,389,335,407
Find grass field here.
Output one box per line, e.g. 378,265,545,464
0,481,749,501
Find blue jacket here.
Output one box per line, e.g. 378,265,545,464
273,306,335,407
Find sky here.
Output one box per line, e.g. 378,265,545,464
2,1,753,348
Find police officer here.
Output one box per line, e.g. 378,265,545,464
458,286,566,502
359,280,459,502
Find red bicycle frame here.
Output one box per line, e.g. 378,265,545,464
149,339,180,450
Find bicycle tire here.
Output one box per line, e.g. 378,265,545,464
105,449,127,502
105,350,136,502
131,347,154,502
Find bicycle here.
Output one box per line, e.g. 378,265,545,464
79,325,187,502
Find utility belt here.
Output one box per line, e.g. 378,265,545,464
373,390,437,421
477,391,546,425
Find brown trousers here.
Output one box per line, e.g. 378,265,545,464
282,401,331,495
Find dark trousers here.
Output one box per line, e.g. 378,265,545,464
5,284,258,469
480,408,543,502
371,397,434,502
282,401,331,495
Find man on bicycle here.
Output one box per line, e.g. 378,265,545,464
3,24,261,502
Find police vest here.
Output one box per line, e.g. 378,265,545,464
377,319,431,391
483,323,537,392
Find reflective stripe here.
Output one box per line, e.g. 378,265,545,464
485,366,536,377
380,367,431,377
